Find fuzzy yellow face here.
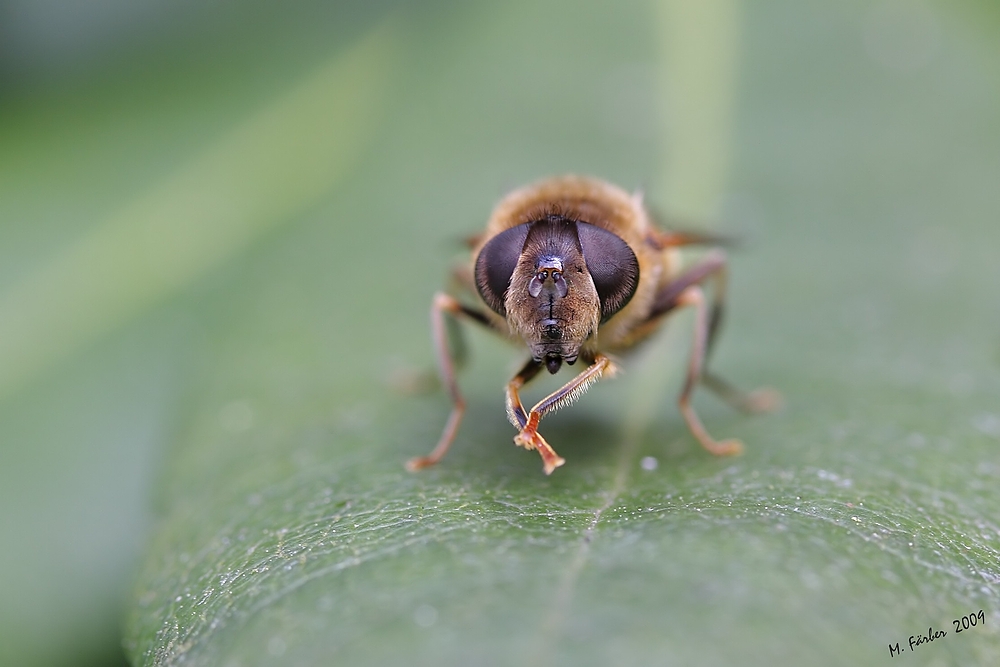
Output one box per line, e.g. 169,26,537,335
502,219,601,374
474,213,638,375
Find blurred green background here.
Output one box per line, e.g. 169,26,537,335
2,1,999,665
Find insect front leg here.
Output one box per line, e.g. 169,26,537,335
505,353,614,475
406,292,494,472
650,250,779,455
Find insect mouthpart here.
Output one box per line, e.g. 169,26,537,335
545,354,562,375
538,349,578,374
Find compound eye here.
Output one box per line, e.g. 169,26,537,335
474,223,531,315
576,222,639,321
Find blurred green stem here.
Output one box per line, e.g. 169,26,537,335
657,0,741,219
0,23,397,402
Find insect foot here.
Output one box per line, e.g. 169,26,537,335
513,428,565,475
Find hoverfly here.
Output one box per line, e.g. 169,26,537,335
408,176,776,474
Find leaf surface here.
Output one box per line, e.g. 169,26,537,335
100,1,1000,665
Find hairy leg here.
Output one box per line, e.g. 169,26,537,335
505,353,614,474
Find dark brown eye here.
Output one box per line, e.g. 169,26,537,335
576,222,639,321
474,223,531,315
